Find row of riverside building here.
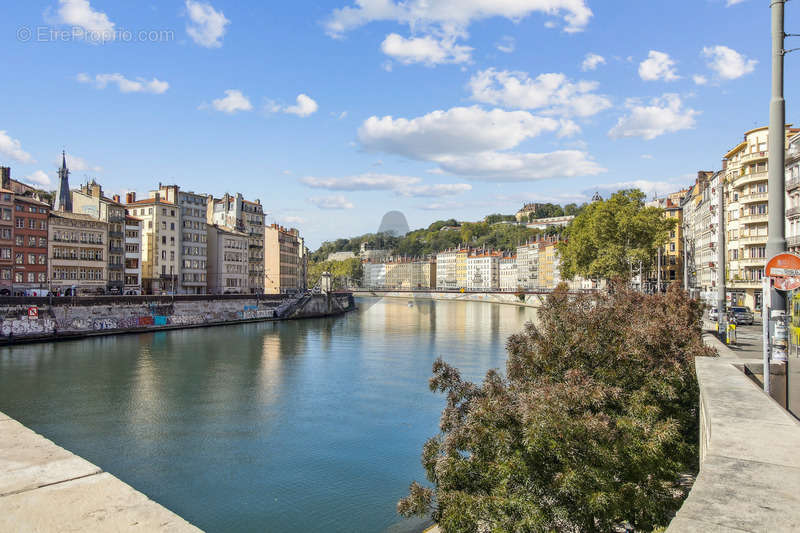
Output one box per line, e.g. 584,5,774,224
681,124,800,311
362,240,598,292
0,154,308,296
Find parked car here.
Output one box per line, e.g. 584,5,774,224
730,306,754,325
709,307,719,322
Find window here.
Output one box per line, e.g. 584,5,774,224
28,236,35,247
29,219,35,229
15,218,23,228
37,254,46,265
27,272,34,283
15,253,23,264
14,272,22,283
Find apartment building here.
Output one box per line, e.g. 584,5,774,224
48,212,108,294
647,190,689,290
72,181,126,293
264,224,303,294
516,242,540,290
0,176,14,294
207,225,248,294
207,193,265,293
124,216,142,293
786,132,800,254
539,242,560,289
683,171,722,303
724,125,799,309
125,192,181,294
364,261,386,289
13,196,49,293
466,251,500,290
435,249,460,289
499,255,517,291
384,258,436,289
158,185,208,294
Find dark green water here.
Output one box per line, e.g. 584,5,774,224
0,298,536,532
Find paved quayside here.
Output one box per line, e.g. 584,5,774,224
0,411,200,532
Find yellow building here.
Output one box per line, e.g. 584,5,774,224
539,242,559,289
125,192,181,294
264,224,305,294
48,212,108,294
455,249,468,288
647,189,689,290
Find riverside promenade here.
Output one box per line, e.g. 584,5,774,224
0,411,200,532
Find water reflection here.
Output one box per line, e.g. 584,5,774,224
0,297,536,533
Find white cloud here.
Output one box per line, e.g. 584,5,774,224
309,195,354,209
468,69,611,118
359,106,560,159
54,0,115,42
641,154,654,159
381,33,472,65
693,74,708,86
726,0,746,5
185,0,229,48
581,53,605,71
702,45,757,80
210,89,252,113
419,201,466,211
0,131,35,164
608,94,698,140
21,170,51,187
358,106,604,181
76,73,169,94
282,215,306,224
284,94,319,117
301,173,420,191
639,51,679,81
325,0,593,37
496,36,515,54
301,173,471,197
591,177,692,198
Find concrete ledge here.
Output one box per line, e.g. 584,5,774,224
667,348,800,532
0,411,201,532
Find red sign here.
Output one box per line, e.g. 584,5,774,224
766,253,800,291
27,307,38,319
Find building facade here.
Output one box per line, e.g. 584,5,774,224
207,225,248,294
72,181,126,293
435,249,459,289
48,212,108,294
0,185,14,294
13,196,49,294
207,193,265,293
125,192,181,294
786,132,800,254
264,224,303,294
499,256,517,291
364,262,386,289
124,216,142,294
158,185,208,294
466,251,500,290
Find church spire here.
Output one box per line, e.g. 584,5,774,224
54,150,72,212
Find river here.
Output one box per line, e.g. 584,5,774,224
0,297,537,532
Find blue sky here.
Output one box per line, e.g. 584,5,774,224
0,0,796,248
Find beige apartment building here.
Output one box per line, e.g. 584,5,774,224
124,216,142,294
724,125,799,309
207,224,248,294
786,132,800,255
72,181,127,293
264,224,303,294
125,192,181,294
48,212,108,294
158,185,208,294
207,193,265,293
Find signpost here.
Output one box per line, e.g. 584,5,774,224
27,307,38,319
762,253,800,393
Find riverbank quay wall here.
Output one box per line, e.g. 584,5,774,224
0,410,201,532
352,289,555,307
0,293,355,344
666,334,800,532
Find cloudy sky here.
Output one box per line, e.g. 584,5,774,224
0,0,794,247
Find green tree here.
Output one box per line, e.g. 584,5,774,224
307,258,362,289
558,189,675,281
398,283,713,532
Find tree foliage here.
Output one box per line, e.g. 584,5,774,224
558,190,675,281
399,283,713,532
307,258,362,289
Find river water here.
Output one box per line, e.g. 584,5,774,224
0,297,536,532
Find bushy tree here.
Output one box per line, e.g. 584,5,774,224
398,283,713,532
307,258,362,289
558,190,675,281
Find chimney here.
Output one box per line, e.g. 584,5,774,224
91,182,102,199
721,159,728,171
0,167,10,190
112,194,120,203
126,192,136,204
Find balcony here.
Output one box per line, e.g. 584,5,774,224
787,176,800,192
737,257,767,268
738,213,768,225
109,246,124,254
787,206,800,220
738,192,768,204
108,230,124,238
739,151,768,165
788,235,800,248
738,235,766,246
732,171,768,189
